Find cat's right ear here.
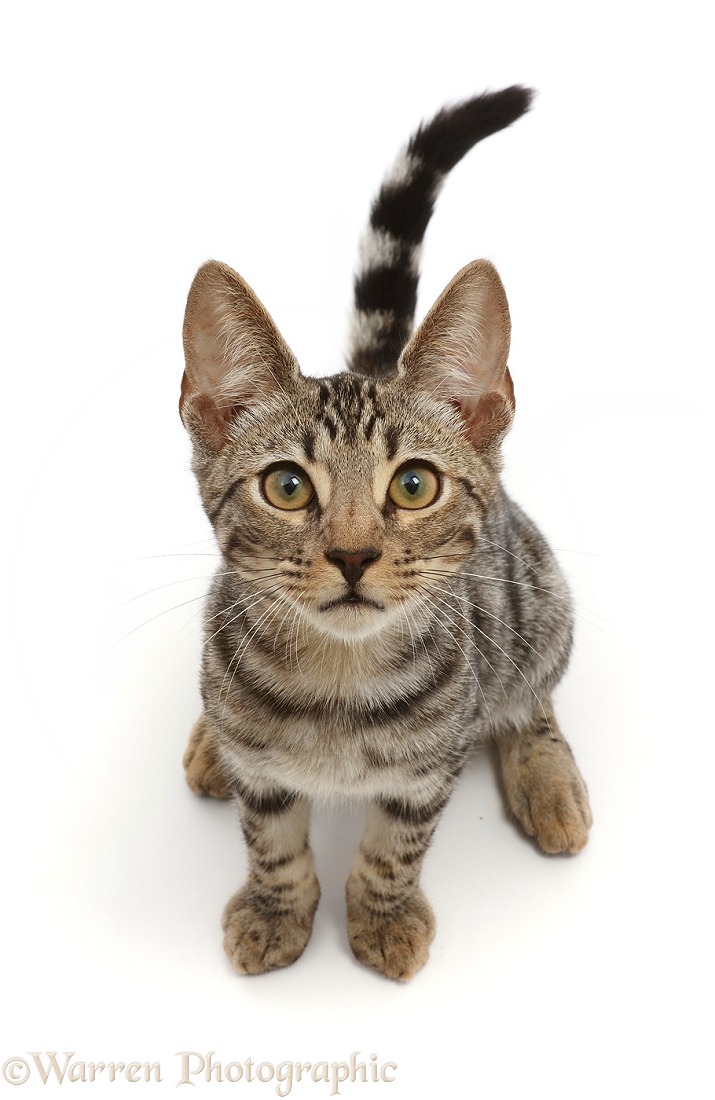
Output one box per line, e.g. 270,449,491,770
180,261,299,450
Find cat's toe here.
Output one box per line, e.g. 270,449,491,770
222,881,320,975
346,881,435,982
183,716,232,799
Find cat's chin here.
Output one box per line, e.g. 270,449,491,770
311,598,393,642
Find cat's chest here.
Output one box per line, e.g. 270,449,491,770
214,629,468,798
220,717,445,801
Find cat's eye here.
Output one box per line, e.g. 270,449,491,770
388,463,440,510
261,464,314,510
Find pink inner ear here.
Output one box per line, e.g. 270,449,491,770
180,275,252,450
183,272,245,403
179,373,238,451
456,353,515,449
189,294,233,393
458,388,514,450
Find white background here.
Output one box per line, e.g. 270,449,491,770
1,2,713,1097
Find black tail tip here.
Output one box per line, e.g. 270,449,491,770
481,84,537,131
409,84,536,173
496,84,536,113
454,83,537,131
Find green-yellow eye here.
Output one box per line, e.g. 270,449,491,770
261,464,314,510
388,463,440,510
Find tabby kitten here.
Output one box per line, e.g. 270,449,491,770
180,86,592,981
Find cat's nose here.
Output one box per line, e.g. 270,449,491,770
325,547,382,586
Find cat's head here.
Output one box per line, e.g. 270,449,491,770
180,260,514,640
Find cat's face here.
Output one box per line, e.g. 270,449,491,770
181,259,515,640
202,371,495,640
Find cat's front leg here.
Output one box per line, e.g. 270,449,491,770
347,795,447,982
496,700,592,854
223,786,320,975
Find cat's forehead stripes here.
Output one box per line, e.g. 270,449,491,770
290,372,475,483
306,373,397,455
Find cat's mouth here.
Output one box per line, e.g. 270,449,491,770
319,593,385,613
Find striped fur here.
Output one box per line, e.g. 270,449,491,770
179,89,591,982
348,86,533,377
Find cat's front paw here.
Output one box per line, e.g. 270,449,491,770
505,750,592,855
222,877,320,975
183,715,232,799
346,877,435,982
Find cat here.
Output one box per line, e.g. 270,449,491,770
179,86,592,982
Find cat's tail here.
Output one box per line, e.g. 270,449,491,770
347,85,534,378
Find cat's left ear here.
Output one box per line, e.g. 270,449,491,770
180,260,300,450
398,259,514,450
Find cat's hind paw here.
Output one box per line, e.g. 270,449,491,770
183,715,232,800
497,708,593,856
503,750,592,855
